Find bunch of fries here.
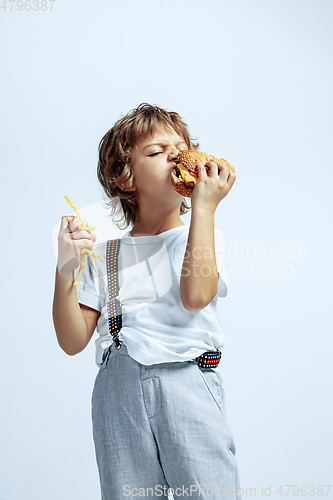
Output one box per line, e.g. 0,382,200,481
64,196,104,286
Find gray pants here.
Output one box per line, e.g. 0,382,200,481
91,344,241,499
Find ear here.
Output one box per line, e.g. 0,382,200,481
116,173,136,192
120,183,136,192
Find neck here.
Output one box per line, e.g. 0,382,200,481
129,204,185,237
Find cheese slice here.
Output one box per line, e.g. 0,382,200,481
178,163,198,184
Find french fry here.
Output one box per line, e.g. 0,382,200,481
73,253,87,287
64,195,83,220
64,195,104,286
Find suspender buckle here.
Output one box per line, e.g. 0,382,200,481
113,336,122,349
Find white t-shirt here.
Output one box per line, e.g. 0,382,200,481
75,224,228,367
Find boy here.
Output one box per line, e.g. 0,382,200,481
53,103,241,499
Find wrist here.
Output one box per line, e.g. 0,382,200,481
56,265,75,283
191,204,216,218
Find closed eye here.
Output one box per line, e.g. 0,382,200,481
148,152,161,156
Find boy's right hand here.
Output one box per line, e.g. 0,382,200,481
57,215,97,280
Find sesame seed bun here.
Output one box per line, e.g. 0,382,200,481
170,150,235,198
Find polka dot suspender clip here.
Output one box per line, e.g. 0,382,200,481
194,349,222,369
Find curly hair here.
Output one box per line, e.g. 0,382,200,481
97,103,199,230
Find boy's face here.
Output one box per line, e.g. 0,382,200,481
130,127,188,205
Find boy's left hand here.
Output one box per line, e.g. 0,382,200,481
191,161,236,213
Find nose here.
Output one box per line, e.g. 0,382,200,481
168,148,179,162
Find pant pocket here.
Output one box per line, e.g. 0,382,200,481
195,365,226,417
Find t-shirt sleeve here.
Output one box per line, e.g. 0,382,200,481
215,229,228,298
75,253,101,312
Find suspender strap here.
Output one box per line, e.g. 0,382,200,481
106,238,122,350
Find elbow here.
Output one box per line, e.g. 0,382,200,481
182,300,205,311
180,290,195,311
57,338,85,357
180,278,218,311
64,348,81,357
181,289,218,311
59,344,81,357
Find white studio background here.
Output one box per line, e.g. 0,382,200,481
1,0,332,499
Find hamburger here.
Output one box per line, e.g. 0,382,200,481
170,150,235,197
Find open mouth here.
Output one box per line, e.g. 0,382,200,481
172,164,182,180
172,162,198,188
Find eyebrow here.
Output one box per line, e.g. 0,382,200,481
142,141,186,150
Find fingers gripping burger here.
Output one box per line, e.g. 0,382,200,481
171,150,235,197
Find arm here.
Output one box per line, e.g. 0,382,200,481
180,161,236,311
180,208,218,310
52,215,100,355
52,269,100,355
